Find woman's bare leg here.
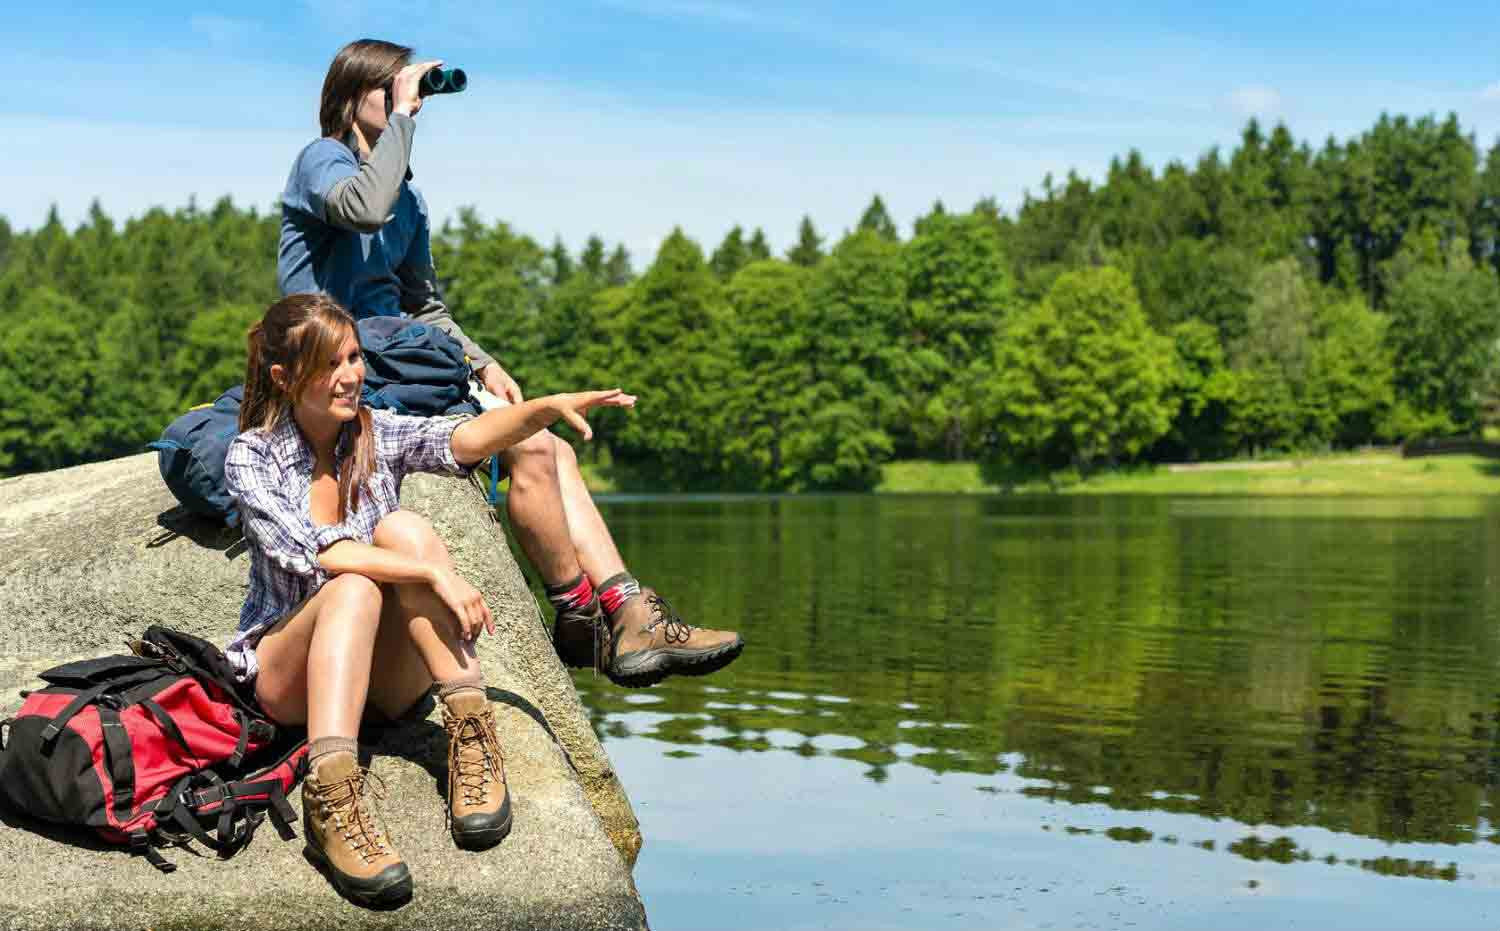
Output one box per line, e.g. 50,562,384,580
365,510,483,718
252,572,384,738
368,509,512,850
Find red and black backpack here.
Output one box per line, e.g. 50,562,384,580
0,625,308,872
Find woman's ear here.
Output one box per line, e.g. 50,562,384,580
269,363,288,393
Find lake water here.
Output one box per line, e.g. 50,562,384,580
557,494,1500,930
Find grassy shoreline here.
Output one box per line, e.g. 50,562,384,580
578,452,1500,496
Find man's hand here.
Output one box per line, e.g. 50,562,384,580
479,363,525,405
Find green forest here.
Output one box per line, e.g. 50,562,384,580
4,113,1500,490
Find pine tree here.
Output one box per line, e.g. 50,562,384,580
604,245,633,286
580,235,607,279
857,194,899,241
710,226,749,281
747,228,772,262
786,216,825,267
548,236,575,286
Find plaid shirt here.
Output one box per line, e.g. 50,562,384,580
223,407,474,680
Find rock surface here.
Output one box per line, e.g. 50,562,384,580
0,452,647,930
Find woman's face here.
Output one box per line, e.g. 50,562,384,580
352,83,391,141
292,327,364,429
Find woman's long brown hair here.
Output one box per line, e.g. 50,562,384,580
241,293,375,522
318,38,413,139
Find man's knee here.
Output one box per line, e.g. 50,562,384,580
373,510,447,562
505,430,561,490
553,434,578,470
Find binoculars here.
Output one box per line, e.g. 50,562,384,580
419,67,467,96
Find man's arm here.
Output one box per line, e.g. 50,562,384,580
406,289,497,373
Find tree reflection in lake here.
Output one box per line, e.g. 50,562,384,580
537,494,1500,927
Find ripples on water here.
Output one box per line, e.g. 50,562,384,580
543,495,1500,930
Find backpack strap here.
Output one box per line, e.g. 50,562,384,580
130,831,176,873
39,668,166,743
98,708,137,822
228,710,252,768
190,777,298,842
139,698,196,759
162,780,235,854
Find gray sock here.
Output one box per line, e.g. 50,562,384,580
308,735,358,766
436,673,484,703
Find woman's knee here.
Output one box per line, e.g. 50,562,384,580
373,510,448,562
320,572,384,618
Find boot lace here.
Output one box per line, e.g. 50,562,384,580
319,768,390,863
446,709,506,810
642,592,695,644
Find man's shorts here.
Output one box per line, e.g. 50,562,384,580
470,379,507,411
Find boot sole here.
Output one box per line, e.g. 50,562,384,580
452,803,514,851
608,637,745,689
304,843,413,908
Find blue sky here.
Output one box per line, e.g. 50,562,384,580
11,1,1500,261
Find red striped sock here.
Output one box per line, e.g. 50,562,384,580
545,573,595,613
598,572,641,615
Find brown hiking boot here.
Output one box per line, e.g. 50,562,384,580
606,588,744,688
301,754,411,907
442,691,513,850
552,594,608,672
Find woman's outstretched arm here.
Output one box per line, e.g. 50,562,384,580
449,390,636,466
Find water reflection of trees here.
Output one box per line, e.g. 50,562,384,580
572,495,1500,847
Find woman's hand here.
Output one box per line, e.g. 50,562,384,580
429,564,493,641
390,60,444,118
450,389,638,463
546,389,637,441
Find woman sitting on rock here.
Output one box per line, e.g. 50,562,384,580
223,291,634,906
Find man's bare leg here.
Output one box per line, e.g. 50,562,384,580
552,436,627,582
500,429,584,584
474,387,743,683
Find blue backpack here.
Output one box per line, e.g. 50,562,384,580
147,386,244,526
357,317,480,417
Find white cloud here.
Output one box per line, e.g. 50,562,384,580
1228,85,1282,118
1482,82,1500,103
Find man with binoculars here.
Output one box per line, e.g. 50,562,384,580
267,38,743,902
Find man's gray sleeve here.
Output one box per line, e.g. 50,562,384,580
322,114,416,232
399,270,498,373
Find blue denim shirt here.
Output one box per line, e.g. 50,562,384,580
277,134,430,320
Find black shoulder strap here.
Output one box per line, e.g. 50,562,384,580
38,668,165,744
98,708,137,821
139,699,195,759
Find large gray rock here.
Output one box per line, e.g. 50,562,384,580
0,453,646,930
